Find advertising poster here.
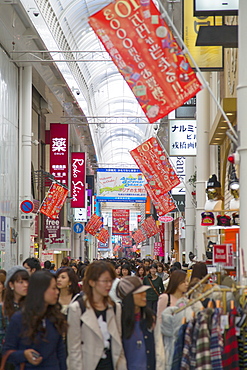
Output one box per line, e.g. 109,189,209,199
97,168,146,203
112,209,130,235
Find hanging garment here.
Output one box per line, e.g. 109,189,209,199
171,322,188,370
222,308,239,370
238,324,247,369
210,308,223,370
180,318,196,370
195,310,212,370
160,299,194,370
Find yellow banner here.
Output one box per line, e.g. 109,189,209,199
183,0,223,70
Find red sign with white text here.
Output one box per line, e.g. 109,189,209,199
145,184,176,216
85,214,103,236
142,216,160,237
96,228,110,243
133,229,146,244
89,0,202,123
50,124,69,186
40,183,69,220
112,209,130,235
213,244,227,264
131,137,180,194
71,152,86,208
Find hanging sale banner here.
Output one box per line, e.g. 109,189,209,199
96,228,110,244
85,214,103,236
142,216,160,237
130,137,180,194
71,152,86,208
133,229,146,244
88,0,202,123
40,183,69,220
50,124,69,186
145,184,176,216
112,209,130,235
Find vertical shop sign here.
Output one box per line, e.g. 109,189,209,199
112,209,130,235
130,137,180,194
96,228,110,243
44,214,61,238
71,152,86,208
50,124,69,186
89,0,202,124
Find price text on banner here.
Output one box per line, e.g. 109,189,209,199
89,0,202,123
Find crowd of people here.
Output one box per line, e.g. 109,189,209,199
0,256,236,370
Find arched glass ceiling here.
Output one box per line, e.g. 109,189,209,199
39,0,155,166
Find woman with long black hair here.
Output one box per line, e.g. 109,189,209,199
116,276,156,370
3,270,67,369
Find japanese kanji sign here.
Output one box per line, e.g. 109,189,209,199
50,124,69,186
71,152,86,208
145,184,176,216
130,137,180,194
169,120,197,156
40,183,69,220
89,0,203,123
112,209,130,235
85,214,103,236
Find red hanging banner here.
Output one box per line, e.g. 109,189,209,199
96,228,110,243
40,183,69,220
88,0,202,123
112,209,130,235
130,137,180,194
133,229,146,244
71,152,86,208
85,214,103,236
145,184,176,216
142,216,160,237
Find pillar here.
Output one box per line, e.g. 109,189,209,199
195,72,210,260
18,66,32,263
238,0,247,281
185,156,196,261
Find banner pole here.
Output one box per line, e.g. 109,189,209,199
157,1,238,143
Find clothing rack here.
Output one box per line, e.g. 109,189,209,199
174,286,236,315
186,273,212,297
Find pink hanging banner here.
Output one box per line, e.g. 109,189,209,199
145,184,176,216
40,183,68,220
88,0,202,123
71,152,86,208
50,124,69,186
112,209,130,235
130,137,180,194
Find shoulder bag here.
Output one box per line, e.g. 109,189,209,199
0,350,25,370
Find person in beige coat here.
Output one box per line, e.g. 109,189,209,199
67,260,127,370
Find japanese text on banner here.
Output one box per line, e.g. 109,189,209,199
89,0,203,123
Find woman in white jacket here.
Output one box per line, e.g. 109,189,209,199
67,260,127,370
